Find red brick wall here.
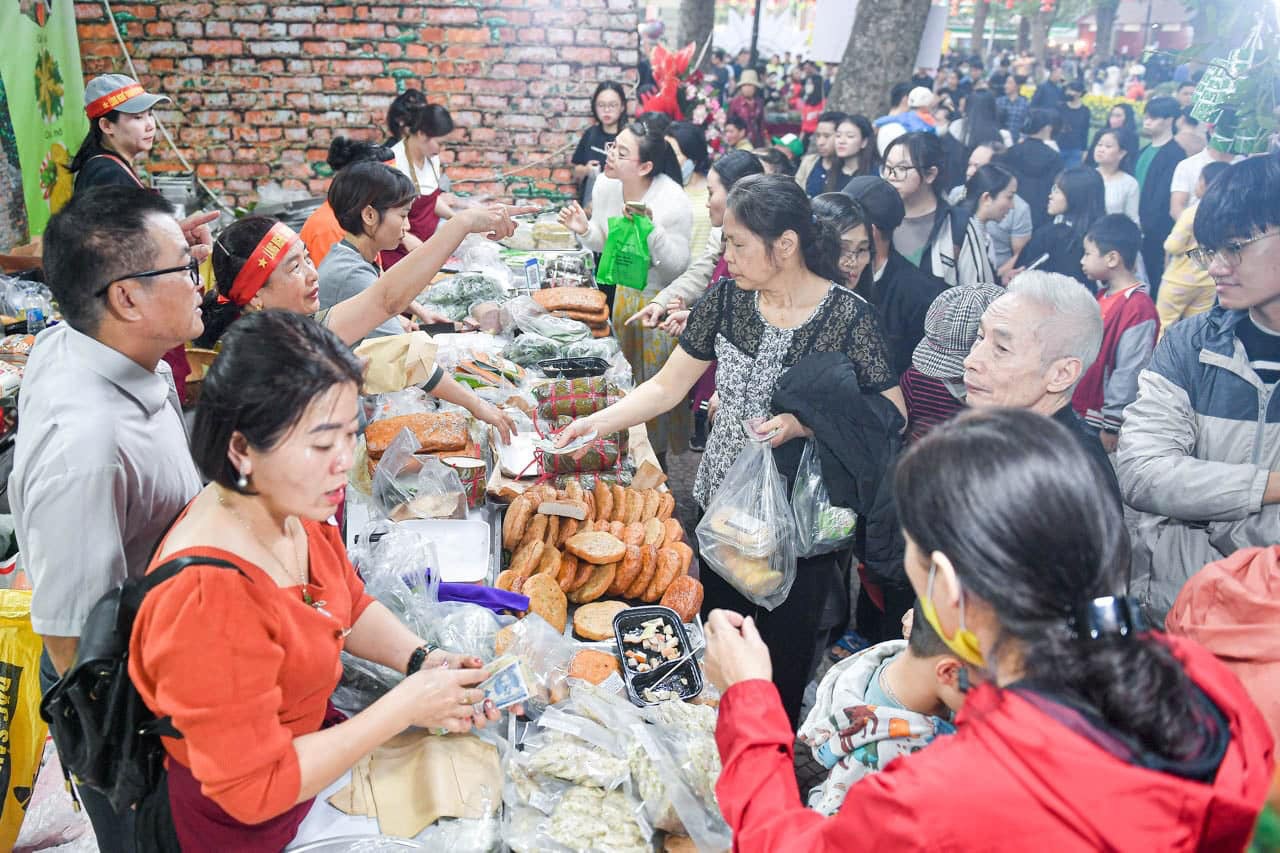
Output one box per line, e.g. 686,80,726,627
74,2,640,206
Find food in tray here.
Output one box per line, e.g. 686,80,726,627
572,600,631,640
568,648,622,685
364,412,469,457
531,286,607,314
620,616,682,674
521,572,568,633
565,531,626,565
531,220,579,250
659,577,704,623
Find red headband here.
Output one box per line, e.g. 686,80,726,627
227,223,299,307
86,84,146,119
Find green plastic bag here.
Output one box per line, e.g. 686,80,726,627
596,214,654,290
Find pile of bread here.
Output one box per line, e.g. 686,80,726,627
498,482,705,633
532,287,611,339
364,411,473,480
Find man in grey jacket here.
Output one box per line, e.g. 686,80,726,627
1117,155,1280,619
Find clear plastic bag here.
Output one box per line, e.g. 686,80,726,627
364,388,436,423
791,439,858,558
695,430,798,609
631,723,731,852
331,651,404,716
505,296,592,344
492,614,576,716
503,332,563,367
371,430,469,520
424,601,512,661
351,519,441,637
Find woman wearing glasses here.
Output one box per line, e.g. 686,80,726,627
880,132,995,288
557,175,904,725
1119,155,1280,617
558,122,694,465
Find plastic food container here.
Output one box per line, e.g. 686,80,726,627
613,605,703,706
536,356,610,379
393,518,491,583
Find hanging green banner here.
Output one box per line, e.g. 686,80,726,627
0,0,87,235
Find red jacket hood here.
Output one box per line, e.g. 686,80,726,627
949,634,1274,851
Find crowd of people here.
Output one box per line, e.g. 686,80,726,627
8,30,1280,851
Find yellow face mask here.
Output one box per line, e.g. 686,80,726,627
919,561,986,667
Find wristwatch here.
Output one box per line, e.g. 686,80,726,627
406,644,439,675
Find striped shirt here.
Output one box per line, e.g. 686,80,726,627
900,367,965,444
1237,315,1280,385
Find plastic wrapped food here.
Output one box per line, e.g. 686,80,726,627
521,731,630,790
507,295,592,344
791,439,857,557
371,431,469,520
504,333,563,367
562,336,621,361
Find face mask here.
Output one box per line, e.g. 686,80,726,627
919,561,986,667
681,158,695,184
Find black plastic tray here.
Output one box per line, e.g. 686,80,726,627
613,605,703,706
537,356,610,379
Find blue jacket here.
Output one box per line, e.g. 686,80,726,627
1117,306,1280,617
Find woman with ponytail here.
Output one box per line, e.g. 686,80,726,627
958,163,1019,269
706,406,1274,851
559,121,694,463
558,175,904,723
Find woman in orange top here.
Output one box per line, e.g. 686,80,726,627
298,136,396,267
129,309,506,851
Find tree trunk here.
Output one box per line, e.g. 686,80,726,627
675,0,716,70
1017,13,1031,54
970,0,990,59
1093,0,1119,60
828,0,934,118
1031,5,1053,71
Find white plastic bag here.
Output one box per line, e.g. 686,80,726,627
696,429,798,609
791,439,858,558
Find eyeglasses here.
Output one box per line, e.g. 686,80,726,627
603,141,639,162
1187,232,1280,272
881,164,920,181
97,257,201,297
840,246,872,265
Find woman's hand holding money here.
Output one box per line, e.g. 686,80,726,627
394,667,498,733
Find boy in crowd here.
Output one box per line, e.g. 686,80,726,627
724,115,753,152
1158,160,1231,331
1056,81,1091,167
1074,214,1159,453
798,600,964,816
795,111,847,197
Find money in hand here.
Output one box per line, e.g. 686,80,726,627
479,655,532,710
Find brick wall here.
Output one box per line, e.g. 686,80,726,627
73,1,640,207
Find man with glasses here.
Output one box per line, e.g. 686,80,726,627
1118,155,1280,621
10,186,210,852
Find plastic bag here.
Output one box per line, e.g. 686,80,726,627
631,723,730,851
696,429,798,609
562,336,620,361
371,430,469,521
506,296,591,344
596,215,654,291
331,651,404,716
364,388,436,424
493,614,575,716
503,333,563,367
459,237,514,290
351,520,441,637
0,590,47,850
423,602,511,661
791,439,858,558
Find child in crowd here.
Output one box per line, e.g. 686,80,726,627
1157,160,1231,332
798,600,965,816
1073,214,1159,453
727,70,767,148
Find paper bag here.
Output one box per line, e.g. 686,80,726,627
354,331,440,395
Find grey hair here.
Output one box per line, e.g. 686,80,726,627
1007,271,1103,385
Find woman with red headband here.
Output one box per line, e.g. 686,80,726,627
197,162,518,440
70,74,170,193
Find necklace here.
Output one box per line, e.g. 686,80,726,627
217,488,324,609
878,660,905,708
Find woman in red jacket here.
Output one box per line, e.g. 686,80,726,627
706,407,1275,852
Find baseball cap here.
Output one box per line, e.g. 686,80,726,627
842,176,905,233
84,74,170,120
907,87,935,109
912,282,1006,380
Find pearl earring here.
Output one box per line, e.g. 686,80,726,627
236,470,249,490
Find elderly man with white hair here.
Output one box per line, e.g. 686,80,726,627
962,271,1121,502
